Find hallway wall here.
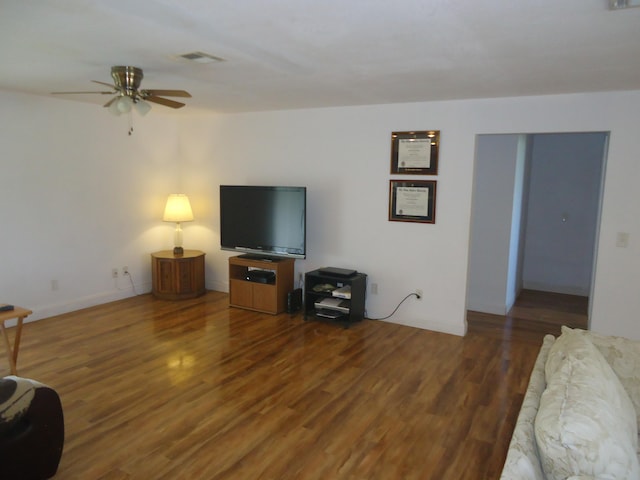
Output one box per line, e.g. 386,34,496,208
522,133,606,296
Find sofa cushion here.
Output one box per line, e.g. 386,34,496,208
575,328,640,430
535,329,639,480
545,327,639,444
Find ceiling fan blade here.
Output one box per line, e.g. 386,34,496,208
92,80,118,89
145,96,186,109
51,90,114,95
103,97,117,107
143,89,191,98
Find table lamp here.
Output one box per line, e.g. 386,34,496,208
163,194,194,255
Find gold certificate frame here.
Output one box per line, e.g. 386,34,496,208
390,130,440,175
388,180,437,224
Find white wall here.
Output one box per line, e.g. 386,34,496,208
177,91,640,338
0,91,183,323
179,105,475,335
506,135,527,312
467,134,524,315
2,89,640,339
522,133,606,296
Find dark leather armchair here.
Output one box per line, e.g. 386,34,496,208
0,376,64,479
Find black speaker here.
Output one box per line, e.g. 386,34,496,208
287,288,302,313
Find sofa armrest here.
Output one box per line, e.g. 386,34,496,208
500,334,555,480
0,376,36,433
0,376,65,479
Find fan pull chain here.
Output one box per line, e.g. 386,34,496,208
128,111,134,135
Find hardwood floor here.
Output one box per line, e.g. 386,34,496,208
467,289,588,345
5,290,584,479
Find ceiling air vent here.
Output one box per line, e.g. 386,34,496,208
609,0,640,9
178,51,225,64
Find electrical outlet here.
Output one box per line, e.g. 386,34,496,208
122,266,129,276
415,289,423,300
371,283,378,295
616,232,629,248
112,268,118,279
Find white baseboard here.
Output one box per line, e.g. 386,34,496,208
4,282,152,328
386,316,467,337
522,282,589,297
208,280,229,293
466,298,507,316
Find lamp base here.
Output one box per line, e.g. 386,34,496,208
173,246,184,256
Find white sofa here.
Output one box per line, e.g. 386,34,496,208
500,326,640,480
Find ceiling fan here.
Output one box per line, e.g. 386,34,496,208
52,66,191,116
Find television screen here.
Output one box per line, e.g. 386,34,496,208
220,185,306,259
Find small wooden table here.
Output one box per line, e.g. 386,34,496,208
151,250,206,300
0,306,32,375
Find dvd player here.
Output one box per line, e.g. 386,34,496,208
246,270,276,284
319,266,357,277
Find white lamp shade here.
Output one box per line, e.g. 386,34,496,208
108,96,134,116
163,194,194,222
116,96,133,114
108,98,122,115
134,99,152,116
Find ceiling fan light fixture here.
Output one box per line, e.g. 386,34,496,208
134,99,152,116
116,96,133,114
107,96,133,115
53,66,190,118
108,98,122,116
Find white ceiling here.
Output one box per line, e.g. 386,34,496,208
1,0,639,114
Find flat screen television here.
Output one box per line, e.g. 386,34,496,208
220,185,306,259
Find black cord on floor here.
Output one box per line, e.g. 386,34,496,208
126,272,140,296
366,292,420,321
117,272,140,296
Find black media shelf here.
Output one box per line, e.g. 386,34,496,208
304,268,367,328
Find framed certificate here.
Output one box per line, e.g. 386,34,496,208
388,180,437,223
390,130,439,175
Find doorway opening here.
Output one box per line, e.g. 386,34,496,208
466,132,608,336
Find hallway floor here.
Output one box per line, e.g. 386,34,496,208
467,289,588,344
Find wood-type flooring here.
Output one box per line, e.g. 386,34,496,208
5,289,587,479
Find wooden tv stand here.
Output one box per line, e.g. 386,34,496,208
228,255,294,315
